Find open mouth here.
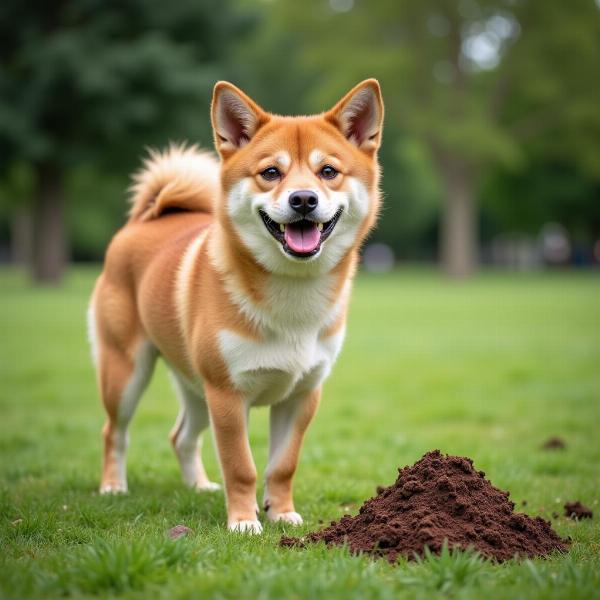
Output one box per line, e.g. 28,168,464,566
259,209,343,258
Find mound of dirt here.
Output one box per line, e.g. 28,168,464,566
281,450,569,563
564,501,593,520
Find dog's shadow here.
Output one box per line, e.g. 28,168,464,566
39,472,227,534
98,477,226,525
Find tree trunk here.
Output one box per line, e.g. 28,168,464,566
10,207,34,265
32,163,67,283
439,158,478,279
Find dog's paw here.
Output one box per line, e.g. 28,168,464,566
228,519,263,534
267,511,303,525
99,482,128,494
194,480,221,492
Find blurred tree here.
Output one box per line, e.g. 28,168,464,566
484,161,600,247
0,0,252,282
251,0,600,277
0,162,35,265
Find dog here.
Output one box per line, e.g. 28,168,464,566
88,79,384,533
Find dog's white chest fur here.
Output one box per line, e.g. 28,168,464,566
218,274,348,405
218,328,344,406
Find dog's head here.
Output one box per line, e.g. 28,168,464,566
211,80,384,276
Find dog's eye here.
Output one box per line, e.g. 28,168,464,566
260,167,281,181
320,165,338,180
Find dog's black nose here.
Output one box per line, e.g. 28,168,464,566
289,190,318,215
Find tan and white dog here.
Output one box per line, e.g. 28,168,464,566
89,79,384,533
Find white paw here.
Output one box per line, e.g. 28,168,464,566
268,511,303,525
228,519,263,534
99,483,127,494
194,481,221,492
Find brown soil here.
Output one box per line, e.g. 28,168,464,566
542,437,567,450
281,450,569,563
564,501,593,519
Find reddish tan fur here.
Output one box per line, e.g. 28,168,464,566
91,79,384,530
264,388,321,514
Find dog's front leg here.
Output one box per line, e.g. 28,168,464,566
204,383,261,533
264,388,321,525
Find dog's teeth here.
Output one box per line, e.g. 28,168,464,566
279,223,285,232
317,223,323,231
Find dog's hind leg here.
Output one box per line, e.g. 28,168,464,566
169,371,220,491
98,339,157,493
89,289,157,494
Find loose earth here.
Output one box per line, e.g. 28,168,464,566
281,450,569,563
564,501,593,520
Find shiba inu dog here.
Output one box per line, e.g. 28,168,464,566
89,79,384,533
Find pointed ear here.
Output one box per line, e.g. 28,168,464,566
326,79,384,152
211,82,269,156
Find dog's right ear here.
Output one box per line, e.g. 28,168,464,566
211,82,269,158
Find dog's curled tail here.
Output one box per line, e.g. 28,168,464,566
128,144,220,222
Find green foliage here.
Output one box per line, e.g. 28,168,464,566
0,163,35,214
398,542,489,592
0,0,256,270
1,267,599,598
263,0,600,169
2,0,600,261
372,138,441,257
66,166,129,260
64,537,197,594
243,0,600,250
0,0,252,170
484,162,600,241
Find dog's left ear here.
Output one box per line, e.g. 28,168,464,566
211,82,269,158
326,79,384,153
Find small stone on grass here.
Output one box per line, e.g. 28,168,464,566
168,524,194,539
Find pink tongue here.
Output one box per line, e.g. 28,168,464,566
284,221,321,254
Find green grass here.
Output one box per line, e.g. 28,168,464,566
1,266,599,599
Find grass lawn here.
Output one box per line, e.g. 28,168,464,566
1,266,599,599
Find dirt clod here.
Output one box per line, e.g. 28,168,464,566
281,450,569,563
542,437,567,450
168,524,194,539
564,501,593,520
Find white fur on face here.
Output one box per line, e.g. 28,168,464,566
308,150,325,170
275,152,291,170
226,175,371,276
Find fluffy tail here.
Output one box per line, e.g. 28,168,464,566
128,144,220,222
